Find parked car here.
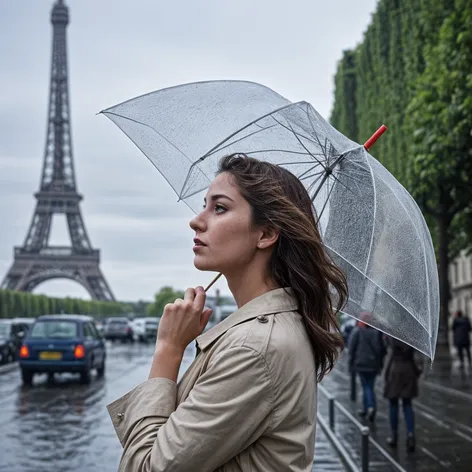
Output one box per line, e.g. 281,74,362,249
103,317,134,343
0,319,33,364
19,314,106,385
131,317,159,343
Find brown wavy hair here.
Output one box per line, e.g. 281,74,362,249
218,153,348,381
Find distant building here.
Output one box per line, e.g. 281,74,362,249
449,250,472,315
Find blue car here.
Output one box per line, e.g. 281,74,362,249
19,314,106,386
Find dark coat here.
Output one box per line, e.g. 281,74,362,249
383,338,421,400
348,325,386,374
452,316,471,347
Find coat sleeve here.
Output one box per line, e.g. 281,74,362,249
107,346,274,472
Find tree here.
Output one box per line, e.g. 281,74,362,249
406,0,472,345
147,286,184,317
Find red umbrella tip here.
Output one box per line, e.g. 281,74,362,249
364,125,387,151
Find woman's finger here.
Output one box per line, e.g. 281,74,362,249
184,288,196,302
193,286,206,313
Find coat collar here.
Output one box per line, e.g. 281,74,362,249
196,287,298,352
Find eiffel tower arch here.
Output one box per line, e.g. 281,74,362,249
1,0,115,302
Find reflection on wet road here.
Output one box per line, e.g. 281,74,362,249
0,342,163,472
0,342,345,472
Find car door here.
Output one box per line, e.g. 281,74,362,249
90,322,106,366
83,322,101,369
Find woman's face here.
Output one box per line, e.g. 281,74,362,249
189,172,261,273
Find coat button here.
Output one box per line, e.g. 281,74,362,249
117,413,124,420
257,315,268,323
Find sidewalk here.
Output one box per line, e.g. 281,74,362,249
318,352,472,471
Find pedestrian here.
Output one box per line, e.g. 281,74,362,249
384,338,422,453
452,310,471,367
348,316,386,422
107,154,348,471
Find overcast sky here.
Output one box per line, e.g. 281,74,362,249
0,0,377,302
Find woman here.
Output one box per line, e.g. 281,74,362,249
107,154,348,471
384,338,422,453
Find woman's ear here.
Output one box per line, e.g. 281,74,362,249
257,227,279,249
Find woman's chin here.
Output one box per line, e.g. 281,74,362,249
193,256,218,272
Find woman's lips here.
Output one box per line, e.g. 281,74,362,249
193,238,206,251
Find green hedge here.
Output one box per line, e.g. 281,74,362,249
0,289,132,319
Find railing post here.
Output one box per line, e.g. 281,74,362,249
329,397,335,431
361,426,369,472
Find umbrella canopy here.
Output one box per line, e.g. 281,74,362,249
101,80,439,359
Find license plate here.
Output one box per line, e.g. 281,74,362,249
39,351,62,360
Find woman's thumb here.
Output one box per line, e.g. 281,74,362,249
201,307,213,328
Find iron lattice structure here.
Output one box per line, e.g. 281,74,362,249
1,0,115,301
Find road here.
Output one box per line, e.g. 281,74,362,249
0,342,346,472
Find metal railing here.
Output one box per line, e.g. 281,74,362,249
318,384,370,472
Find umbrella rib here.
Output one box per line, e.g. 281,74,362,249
199,101,304,160
306,171,328,195
316,177,337,222
328,173,376,218
269,115,327,168
299,169,327,182
246,150,321,158
101,111,211,200
362,161,433,342
181,102,305,200
203,124,278,158
246,153,328,160
361,157,377,274
102,111,193,163
326,246,428,331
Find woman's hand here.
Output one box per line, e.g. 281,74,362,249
156,286,213,355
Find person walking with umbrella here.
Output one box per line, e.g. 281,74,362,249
384,337,423,452
452,310,471,367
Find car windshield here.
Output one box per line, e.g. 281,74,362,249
29,321,78,339
0,324,11,337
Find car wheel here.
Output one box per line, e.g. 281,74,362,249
80,363,92,384
97,360,105,378
21,368,34,386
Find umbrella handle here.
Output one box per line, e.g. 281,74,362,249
204,273,223,292
364,125,387,151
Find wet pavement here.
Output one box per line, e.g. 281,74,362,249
317,352,472,471
0,342,346,472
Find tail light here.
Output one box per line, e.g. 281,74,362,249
74,344,85,359
19,345,29,359
127,327,132,334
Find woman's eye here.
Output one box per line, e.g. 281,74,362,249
215,204,226,214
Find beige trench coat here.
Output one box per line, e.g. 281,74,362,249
107,288,317,471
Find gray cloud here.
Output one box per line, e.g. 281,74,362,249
0,0,377,301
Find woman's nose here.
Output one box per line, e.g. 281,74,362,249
190,212,206,232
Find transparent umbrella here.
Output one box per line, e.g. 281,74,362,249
100,80,439,359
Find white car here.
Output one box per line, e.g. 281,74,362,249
131,317,159,343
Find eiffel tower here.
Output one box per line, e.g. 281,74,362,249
1,0,115,301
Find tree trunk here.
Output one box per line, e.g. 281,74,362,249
436,205,451,349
